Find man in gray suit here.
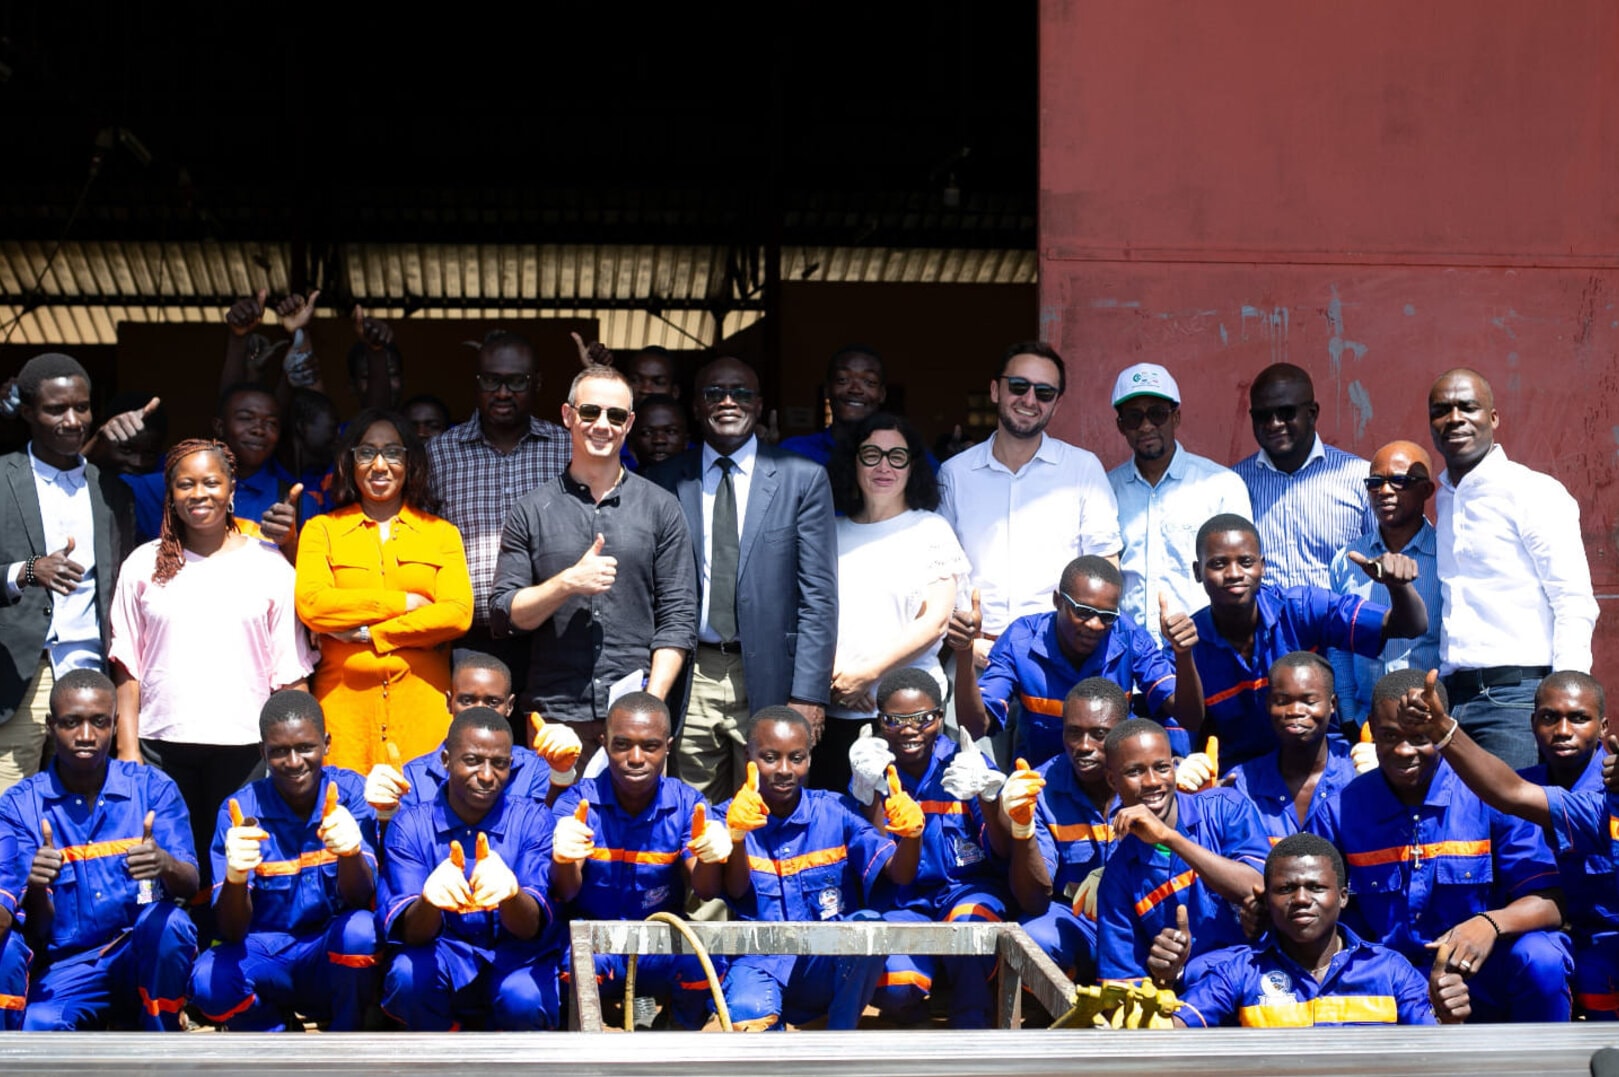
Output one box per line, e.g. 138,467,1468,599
1,353,134,793
646,357,838,801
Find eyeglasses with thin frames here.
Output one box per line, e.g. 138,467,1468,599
352,445,408,466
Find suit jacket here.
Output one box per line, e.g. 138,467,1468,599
0,451,134,724
646,442,838,719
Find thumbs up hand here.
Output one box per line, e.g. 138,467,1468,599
685,802,733,864
1429,940,1472,1024
566,533,618,596
1146,904,1193,988
552,801,596,865
882,765,926,840
468,832,520,909
365,742,412,821
317,784,364,858
1158,593,1199,654
530,712,582,786
727,762,770,841
1175,736,1219,793
423,841,476,913
224,798,271,883
945,588,983,653
226,289,268,336
125,810,164,881
259,483,304,548
1346,549,1418,587
1395,669,1452,742
96,395,162,447
1000,757,1046,840
30,818,64,889
941,726,1007,802
30,536,85,596
1351,720,1379,774
848,725,896,806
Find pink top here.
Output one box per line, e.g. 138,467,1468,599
109,538,316,744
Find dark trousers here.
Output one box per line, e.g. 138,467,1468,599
140,739,264,888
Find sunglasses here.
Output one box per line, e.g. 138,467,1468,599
475,373,533,393
1364,473,1422,491
878,707,944,730
701,385,759,406
352,445,408,466
1117,403,1177,430
1249,404,1307,424
1057,591,1120,626
1001,376,1060,403
857,445,913,469
573,403,631,427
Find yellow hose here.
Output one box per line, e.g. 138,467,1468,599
623,911,733,1032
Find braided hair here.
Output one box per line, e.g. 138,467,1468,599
153,438,238,585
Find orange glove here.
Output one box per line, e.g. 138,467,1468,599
468,831,519,909
1175,735,1220,793
317,783,363,858
882,765,925,839
686,802,733,864
1351,719,1378,774
223,797,269,884
553,800,595,864
365,742,411,821
423,840,475,912
1001,757,1045,839
726,762,770,841
530,712,583,785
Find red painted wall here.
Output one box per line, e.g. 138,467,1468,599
1038,0,1619,680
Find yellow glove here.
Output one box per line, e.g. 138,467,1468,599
883,765,926,840
727,762,770,841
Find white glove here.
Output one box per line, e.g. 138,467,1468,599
849,725,896,805
552,813,596,864
422,854,474,912
1350,741,1379,775
941,726,1006,802
318,804,364,858
1072,866,1106,920
469,848,521,909
364,763,410,822
1175,752,1215,793
999,763,1045,840
687,818,734,865
224,824,268,884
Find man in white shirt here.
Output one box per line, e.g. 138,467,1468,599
1429,368,1599,768
940,341,1121,671
1105,363,1252,644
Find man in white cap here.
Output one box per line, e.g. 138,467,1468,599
1106,363,1252,644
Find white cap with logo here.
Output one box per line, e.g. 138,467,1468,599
1111,363,1181,407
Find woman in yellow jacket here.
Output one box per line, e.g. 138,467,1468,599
295,408,473,772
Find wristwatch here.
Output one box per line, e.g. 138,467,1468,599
356,625,372,644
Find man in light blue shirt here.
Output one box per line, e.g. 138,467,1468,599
1106,363,1252,644
1327,440,1441,729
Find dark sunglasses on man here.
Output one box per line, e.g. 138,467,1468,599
573,404,631,427
1001,376,1059,403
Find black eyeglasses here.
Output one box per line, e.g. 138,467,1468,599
878,707,943,730
1117,403,1177,430
1056,591,1120,625
1001,376,1060,403
352,445,408,466
1364,473,1421,491
701,385,759,406
856,445,913,469
475,373,533,393
1249,404,1306,424
573,404,631,427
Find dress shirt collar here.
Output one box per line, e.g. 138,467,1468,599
701,434,758,476
42,757,131,802
28,443,87,493
561,465,626,506
974,431,1060,475
584,770,679,821
1124,440,1189,486
431,784,514,839
256,770,338,825
1438,443,1506,492
1255,433,1326,474
1362,756,1456,825
330,501,434,536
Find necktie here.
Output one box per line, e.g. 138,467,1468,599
710,457,739,642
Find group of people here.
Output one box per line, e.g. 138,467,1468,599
0,291,1605,1032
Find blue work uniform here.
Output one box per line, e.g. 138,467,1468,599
978,610,1182,766
0,760,198,1030
1310,761,1573,1022
379,789,559,1030
1096,789,1270,982
716,788,894,1031
0,821,28,1030
1186,586,1387,765
1527,748,1619,1019
125,456,322,543
1229,739,1357,845
1177,926,1435,1027
190,768,382,1030
1021,755,1113,979
399,744,547,810
866,736,1012,1028
553,774,716,1029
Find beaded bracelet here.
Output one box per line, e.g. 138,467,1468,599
1476,911,1503,938
20,555,40,588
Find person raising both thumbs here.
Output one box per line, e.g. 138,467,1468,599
491,365,696,771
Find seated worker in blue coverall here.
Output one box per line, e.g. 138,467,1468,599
954,555,1189,765
1385,669,1606,1017
1221,652,1367,845
717,706,921,1031
190,690,382,1030
1006,677,1129,981
0,668,198,1030
551,692,727,1029
1096,717,1270,983
1172,513,1425,767
1156,833,1443,1027
1309,668,1573,1022
378,706,561,1030
849,668,1016,1028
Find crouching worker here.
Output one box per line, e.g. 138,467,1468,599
718,707,920,1031
551,692,726,1029
379,706,561,1030
0,669,198,1030
190,691,382,1030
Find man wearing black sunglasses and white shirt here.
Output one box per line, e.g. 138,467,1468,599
1324,441,1443,729
489,366,696,770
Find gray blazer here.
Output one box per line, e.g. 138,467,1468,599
646,441,838,721
0,451,134,725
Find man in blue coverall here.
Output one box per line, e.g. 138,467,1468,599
189,690,382,1030
0,668,198,1030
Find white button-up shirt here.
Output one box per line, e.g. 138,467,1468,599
3,445,102,673
1108,442,1253,642
698,434,757,644
938,432,1121,636
1436,445,1598,673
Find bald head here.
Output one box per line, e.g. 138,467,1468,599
1251,362,1314,399
1370,440,1433,478
1427,368,1498,479
1365,439,1435,530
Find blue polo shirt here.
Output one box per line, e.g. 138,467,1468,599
1177,926,1435,1027
1187,586,1387,765
0,760,196,962
552,773,707,920
1030,755,1113,897
1229,738,1357,845
398,744,547,810
125,456,323,543
207,767,378,937
1309,760,1562,966
715,789,894,924
866,736,1001,914
979,610,1177,767
1096,789,1270,981
1529,749,1618,945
